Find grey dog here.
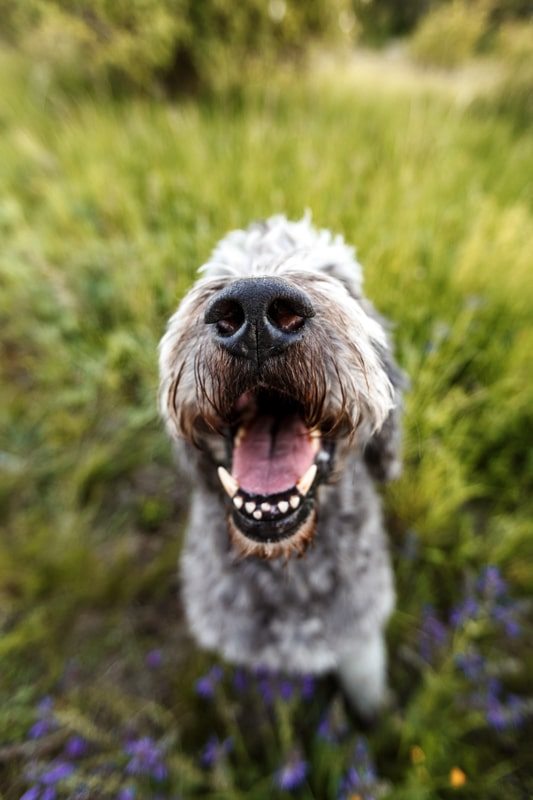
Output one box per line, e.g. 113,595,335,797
159,214,404,718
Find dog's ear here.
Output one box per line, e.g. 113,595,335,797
360,300,408,483
318,262,407,481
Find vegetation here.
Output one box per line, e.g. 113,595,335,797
0,0,353,94
489,22,533,127
0,25,531,800
410,1,489,68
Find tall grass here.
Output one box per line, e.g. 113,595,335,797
0,49,531,798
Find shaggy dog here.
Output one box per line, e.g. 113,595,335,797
159,215,404,718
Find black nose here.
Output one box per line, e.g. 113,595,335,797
204,277,315,365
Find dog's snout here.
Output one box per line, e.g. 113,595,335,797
204,277,315,365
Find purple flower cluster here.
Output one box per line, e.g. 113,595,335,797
317,701,349,744
338,738,377,800
455,655,526,732
64,736,89,760
248,667,315,706
124,736,168,781
195,665,224,699
199,735,233,768
416,567,526,733
273,750,308,791
195,663,315,706
145,649,164,670
450,565,521,637
418,605,448,663
21,697,94,800
419,566,523,666
28,697,57,741
20,762,75,800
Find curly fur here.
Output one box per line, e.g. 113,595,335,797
159,214,405,717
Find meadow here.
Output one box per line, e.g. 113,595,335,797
0,45,532,799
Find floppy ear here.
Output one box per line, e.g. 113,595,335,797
316,258,407,481
360,300,408,482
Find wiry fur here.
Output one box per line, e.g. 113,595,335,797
159,214,405,717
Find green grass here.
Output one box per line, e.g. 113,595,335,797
0,49,531,799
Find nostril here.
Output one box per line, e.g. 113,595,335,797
267,299,306,334
207,299,245,337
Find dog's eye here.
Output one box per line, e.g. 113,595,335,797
268,299,306,333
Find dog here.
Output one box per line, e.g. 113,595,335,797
159,214,405,718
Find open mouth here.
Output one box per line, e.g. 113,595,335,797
216,390,334,559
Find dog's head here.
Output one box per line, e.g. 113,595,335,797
159,217,401,560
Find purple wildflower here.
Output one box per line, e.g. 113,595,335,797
486,694,508,732
492,605,521,638
41,762,75,785
451,566,522,638
233,667,248,693
317,702,349,744
466,674,526,733
274,751,308,791
455,651,485,681
255,668,275,706
199,735,233,769
125,737,168,781
506,695,526,728
419,606,448,662
478,566,507,599
64,736,88,759
339,766,363,799
195,665,224,699
29,697,57,740
117,788,136,800
20,788,41,800
300,674,315,700
36,697,54,715
317,714,333,742
338,739,377,800
28,719,54,740
19,757,74,800
484,685,526,732
279,679,295,701
450,596,479,629
145,649,163,669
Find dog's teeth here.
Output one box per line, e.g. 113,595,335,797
217,466,239,498
253,509,263,520
278,500,289,514
234,426,245,447
233,496,243,509
309,429,321,453
289,495,300,509
260,502,270,512
296,464,317,496
245,501,256,514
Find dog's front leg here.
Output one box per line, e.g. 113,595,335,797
336,629,388,721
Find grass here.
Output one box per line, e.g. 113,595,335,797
0,47,532,799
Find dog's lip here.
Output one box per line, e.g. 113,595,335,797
230,495,315,544
217,462,317,521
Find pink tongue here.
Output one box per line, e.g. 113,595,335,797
232,414,314,495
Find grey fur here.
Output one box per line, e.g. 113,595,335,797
159,215,404,717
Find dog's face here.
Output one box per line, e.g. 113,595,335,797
159,221,396,560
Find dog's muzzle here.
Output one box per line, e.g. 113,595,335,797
202,278,334,559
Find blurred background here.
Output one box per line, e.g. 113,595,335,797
0,1,531,798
